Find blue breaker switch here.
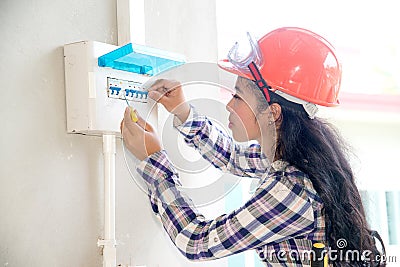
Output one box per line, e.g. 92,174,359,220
109,86,121,95
108,86,122,98
129,90,136,98
107,78,149,103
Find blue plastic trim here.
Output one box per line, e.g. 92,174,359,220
98,43,185,76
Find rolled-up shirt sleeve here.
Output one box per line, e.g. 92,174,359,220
173,105,270,178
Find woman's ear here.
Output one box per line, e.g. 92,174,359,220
268,103,282,123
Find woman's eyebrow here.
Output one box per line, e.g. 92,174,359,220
234,86,242,93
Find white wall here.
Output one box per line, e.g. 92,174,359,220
0,0,116,266
0,0,229,266
117,1,230,266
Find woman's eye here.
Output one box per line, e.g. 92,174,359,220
232,94,240,99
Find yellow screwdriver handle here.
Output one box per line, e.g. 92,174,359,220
130,107,138,122
311,243,327,267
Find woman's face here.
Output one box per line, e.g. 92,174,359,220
225,77,263,142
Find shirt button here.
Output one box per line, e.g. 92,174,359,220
214,237,218,242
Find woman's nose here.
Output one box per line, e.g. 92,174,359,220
226,98,233,112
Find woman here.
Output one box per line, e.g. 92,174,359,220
121,27,384,266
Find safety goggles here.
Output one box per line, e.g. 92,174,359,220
227,32,272,103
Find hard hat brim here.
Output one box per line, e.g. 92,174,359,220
218,59,253,81
218,59,340,107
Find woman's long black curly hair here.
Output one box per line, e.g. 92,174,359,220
244,77,385,266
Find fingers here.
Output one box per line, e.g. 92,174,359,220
120,119,124,133
148,79,180,97
122,107,140,135
135,111,154,132
124,107,135,127
123,107,154,133
149,79,180,91
148,90,163,102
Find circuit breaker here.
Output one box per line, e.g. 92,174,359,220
63,41,185,136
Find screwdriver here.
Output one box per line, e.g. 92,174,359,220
311,243,327,267
123,94,138,122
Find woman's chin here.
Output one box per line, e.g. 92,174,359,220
231,132,248,142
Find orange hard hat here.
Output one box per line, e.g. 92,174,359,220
218,27,342,107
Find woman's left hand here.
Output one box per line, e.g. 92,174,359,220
120,107,162,161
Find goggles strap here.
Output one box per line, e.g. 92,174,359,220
248,62,271,103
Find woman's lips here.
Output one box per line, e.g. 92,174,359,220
228,115,234,128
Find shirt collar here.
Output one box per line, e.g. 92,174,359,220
270,159,289,172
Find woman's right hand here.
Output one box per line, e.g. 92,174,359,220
148,79,190,122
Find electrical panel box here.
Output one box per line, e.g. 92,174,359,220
63,41,185,136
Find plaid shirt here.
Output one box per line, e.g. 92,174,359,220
136,106,326,266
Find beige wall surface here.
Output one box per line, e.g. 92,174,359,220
0,0,116,266
0,0,229,266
